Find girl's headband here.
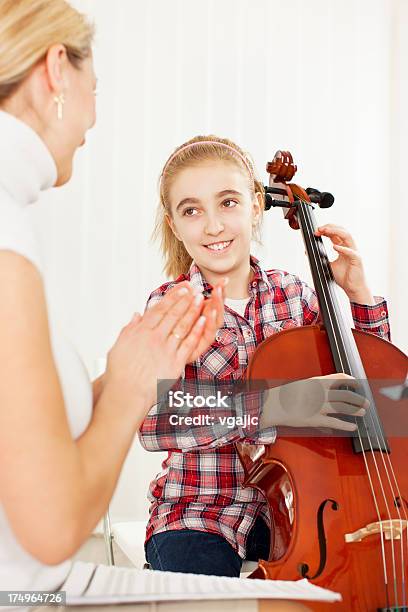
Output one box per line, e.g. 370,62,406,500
160,140,255,185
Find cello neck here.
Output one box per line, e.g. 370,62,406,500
297,200,391,453
296,200,366,379
265,149,390,454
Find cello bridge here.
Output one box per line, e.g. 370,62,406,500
345,519,407,543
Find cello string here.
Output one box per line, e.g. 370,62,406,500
352,382,405,605
358,393,401,607
376,437,407,607
369,396,408,607
299,200,392,597
357,381,407,605
301,201,407,607
385,452,408,609
301,201,402,606
300,201,401,603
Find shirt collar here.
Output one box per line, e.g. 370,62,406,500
0,110,57,206
187,255,272,296
249,255,272,292
188,261,213,295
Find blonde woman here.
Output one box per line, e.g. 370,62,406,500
0,0,225,595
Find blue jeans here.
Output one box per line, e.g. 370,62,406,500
145,516,270,577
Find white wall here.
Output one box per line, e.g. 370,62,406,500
29,0,407,522
390,0,408,352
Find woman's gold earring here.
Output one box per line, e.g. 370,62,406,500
53,93,65,120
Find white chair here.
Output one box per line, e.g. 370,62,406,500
103,512,258,575
102,511,115,565
110,519,149,569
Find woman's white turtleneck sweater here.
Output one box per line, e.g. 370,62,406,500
0,110,92,594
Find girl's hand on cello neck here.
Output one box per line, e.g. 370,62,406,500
314,224,375,305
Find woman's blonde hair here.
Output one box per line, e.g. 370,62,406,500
155,135,265,279
0,0,94,104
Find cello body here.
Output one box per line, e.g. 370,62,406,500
238,325,408,611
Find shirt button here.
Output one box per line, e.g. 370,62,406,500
243,329,252,339
251,281,257,288
380,310,386,317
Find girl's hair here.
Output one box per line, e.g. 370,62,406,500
155,135,265,279
0,0,94,104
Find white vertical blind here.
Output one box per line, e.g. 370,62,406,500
29,0,407,521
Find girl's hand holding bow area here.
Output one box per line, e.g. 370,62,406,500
261,373,369,432
315,224,375,305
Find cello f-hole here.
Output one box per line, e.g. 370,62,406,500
298,498,339,580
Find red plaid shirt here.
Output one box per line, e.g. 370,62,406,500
139,257,390,558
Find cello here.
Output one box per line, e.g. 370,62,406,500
236,151,408,611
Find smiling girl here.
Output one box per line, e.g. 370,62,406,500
139,135,390,577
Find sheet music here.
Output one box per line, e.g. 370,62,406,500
63,561,342,605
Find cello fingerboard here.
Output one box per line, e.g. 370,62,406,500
297,201,391,455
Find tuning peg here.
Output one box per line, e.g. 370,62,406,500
306,187,334,208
